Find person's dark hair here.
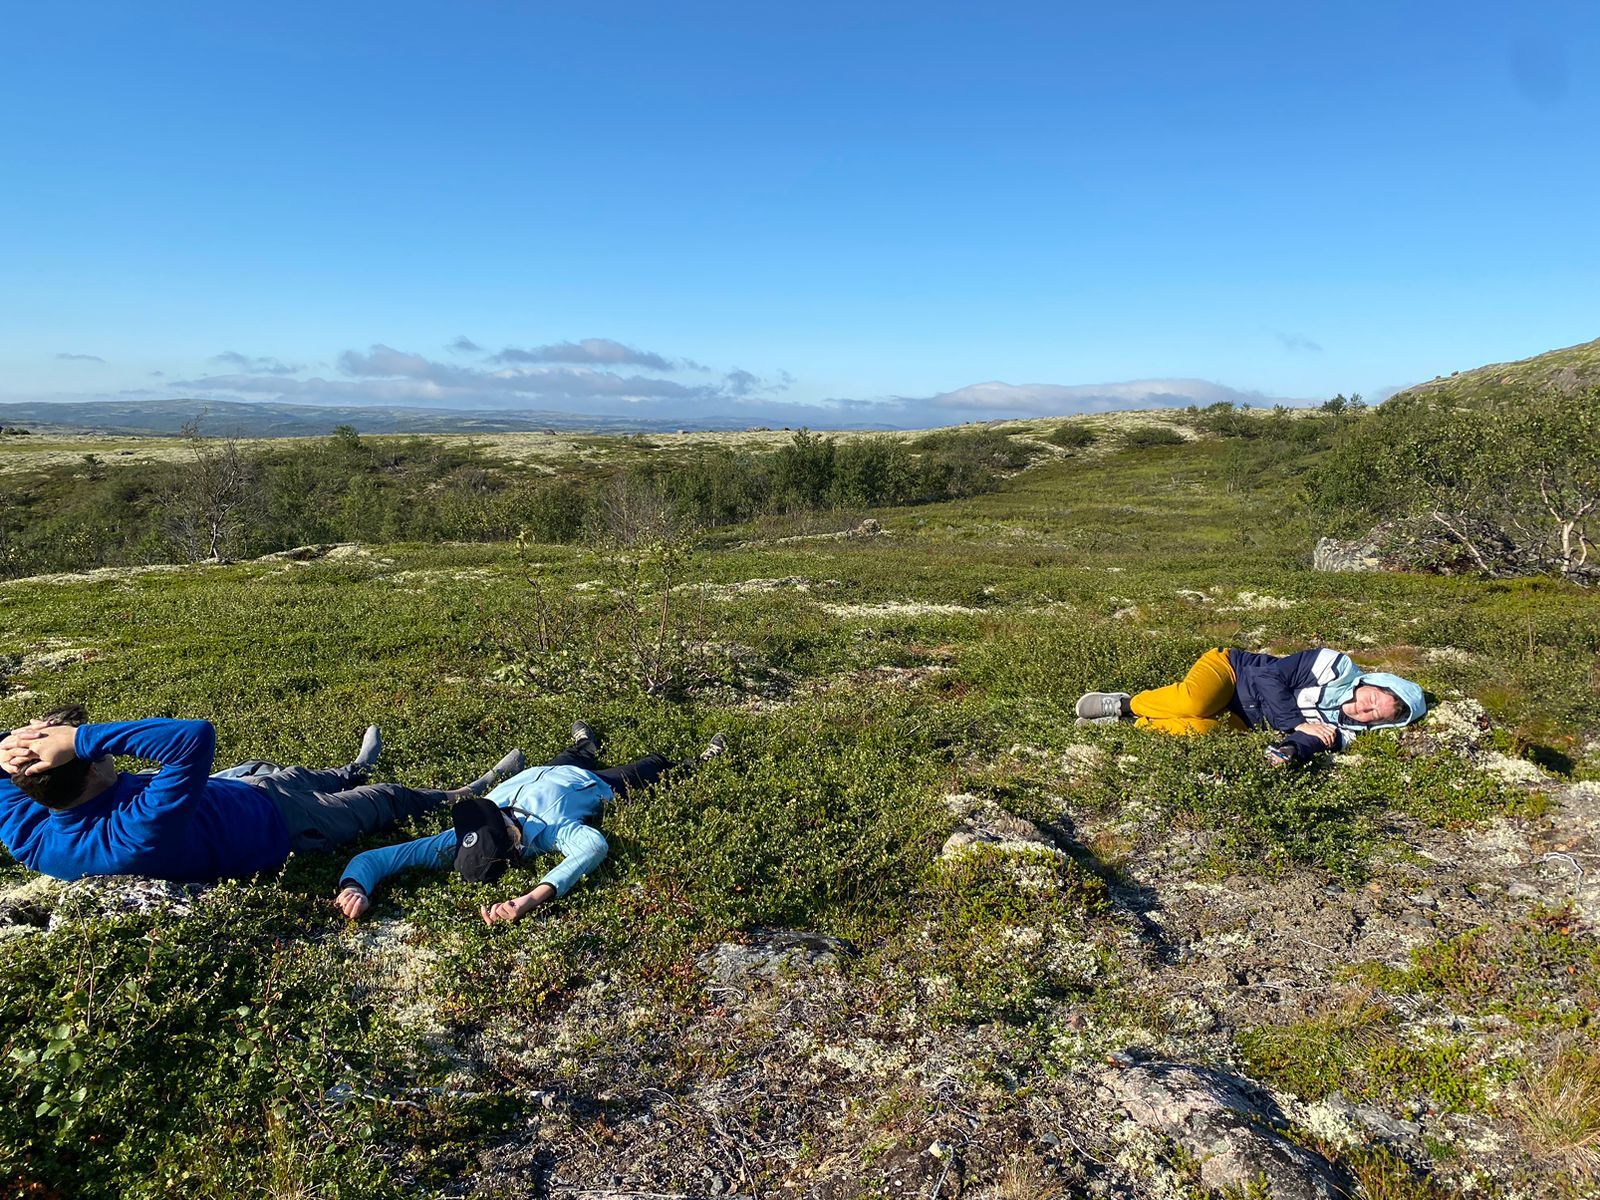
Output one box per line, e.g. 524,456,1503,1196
1375,687,1410,725
40,705,88,727
8,758,93,810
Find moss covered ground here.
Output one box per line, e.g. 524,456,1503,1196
2,422,1598,1197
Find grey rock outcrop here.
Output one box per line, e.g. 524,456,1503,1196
47,876,206,930
1313,536,1384,573
1103,1059,1349,1200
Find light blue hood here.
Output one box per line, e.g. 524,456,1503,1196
1347,671,1427,729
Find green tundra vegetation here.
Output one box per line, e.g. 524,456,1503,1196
0,395,1597,1198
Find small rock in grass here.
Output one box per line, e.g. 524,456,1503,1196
698,928,858,984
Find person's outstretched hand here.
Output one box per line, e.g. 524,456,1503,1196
1294,721,1339,748
334,886,370,920
481,891,542,925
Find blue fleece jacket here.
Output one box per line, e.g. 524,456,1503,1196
1228,648,1427,763
0,719,290,882
338,763,613,899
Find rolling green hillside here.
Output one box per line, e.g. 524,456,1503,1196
1392,335,1600,407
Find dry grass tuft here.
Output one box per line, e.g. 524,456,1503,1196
977,1153,1068,1200
1513,1049,1600,1179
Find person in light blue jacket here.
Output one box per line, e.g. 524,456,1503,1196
334,721,726,925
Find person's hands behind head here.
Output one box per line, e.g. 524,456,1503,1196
1,724,79,777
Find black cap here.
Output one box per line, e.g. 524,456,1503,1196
452,796,516,883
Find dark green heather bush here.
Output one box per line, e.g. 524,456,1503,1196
1120,424,1186,449
1045,421,1098,449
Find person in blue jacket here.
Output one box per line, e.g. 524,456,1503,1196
0,709,522,883
1075,646,1427,765
333,720,726,926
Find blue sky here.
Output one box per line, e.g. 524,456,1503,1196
2,1,1596,426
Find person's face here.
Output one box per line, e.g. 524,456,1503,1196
1342,685,1399,725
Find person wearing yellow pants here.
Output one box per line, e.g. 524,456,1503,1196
1075,645,1426,765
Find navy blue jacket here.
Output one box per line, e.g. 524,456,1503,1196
1228,648,1427,764
0,719,290,882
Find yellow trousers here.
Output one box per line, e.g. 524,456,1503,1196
1130,648,1250,735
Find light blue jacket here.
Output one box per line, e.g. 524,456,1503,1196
337,764,613,899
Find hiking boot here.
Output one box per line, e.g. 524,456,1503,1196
570,720,601,752
699,732,728,762
1075,691,1131,721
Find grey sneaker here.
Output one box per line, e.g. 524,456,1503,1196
699,732,728,762
467,749,526,795
570,720,600,751
354,725,382,770
1075,691,1131,721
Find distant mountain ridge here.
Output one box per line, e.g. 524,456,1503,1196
1389,335,1600,408
0,399,850,438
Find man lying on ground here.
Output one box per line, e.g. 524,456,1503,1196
334,720,726,926
0,709,522,883
1075,645,1426,765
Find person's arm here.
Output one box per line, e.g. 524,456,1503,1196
69,720,217,844
335,829,457,919
1267,731,1325,766
481,822,608,925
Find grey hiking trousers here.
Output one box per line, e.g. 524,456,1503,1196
241,763,453,854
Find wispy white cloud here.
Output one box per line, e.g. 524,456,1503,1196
446,335,482,353
491,338,676,371
1274,332,1323,354
170,342,798,418
55,352,106,363
210,351,303,375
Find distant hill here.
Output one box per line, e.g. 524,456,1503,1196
1389,335,1600,408
0,398,834,438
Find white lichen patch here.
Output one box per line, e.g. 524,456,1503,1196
1217,591,1295,612
1461,821,1530,868
821,601,985,619
0,563,190,588
677,576,839,600
1425,698,1492,752
1296,1099,1367,1149
1424,646,1477,665
1481,752,1548,787
1188,928,1255,958
384,567,499,583
943,792,984,816
20,639,98,672
1061,743,1108,779
343,920,446,1034
1048,939,1107,986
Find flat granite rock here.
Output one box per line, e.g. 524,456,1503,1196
1102,1058,1350,1200
698,927,859,985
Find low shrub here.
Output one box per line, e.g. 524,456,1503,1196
1121,425,1186,449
